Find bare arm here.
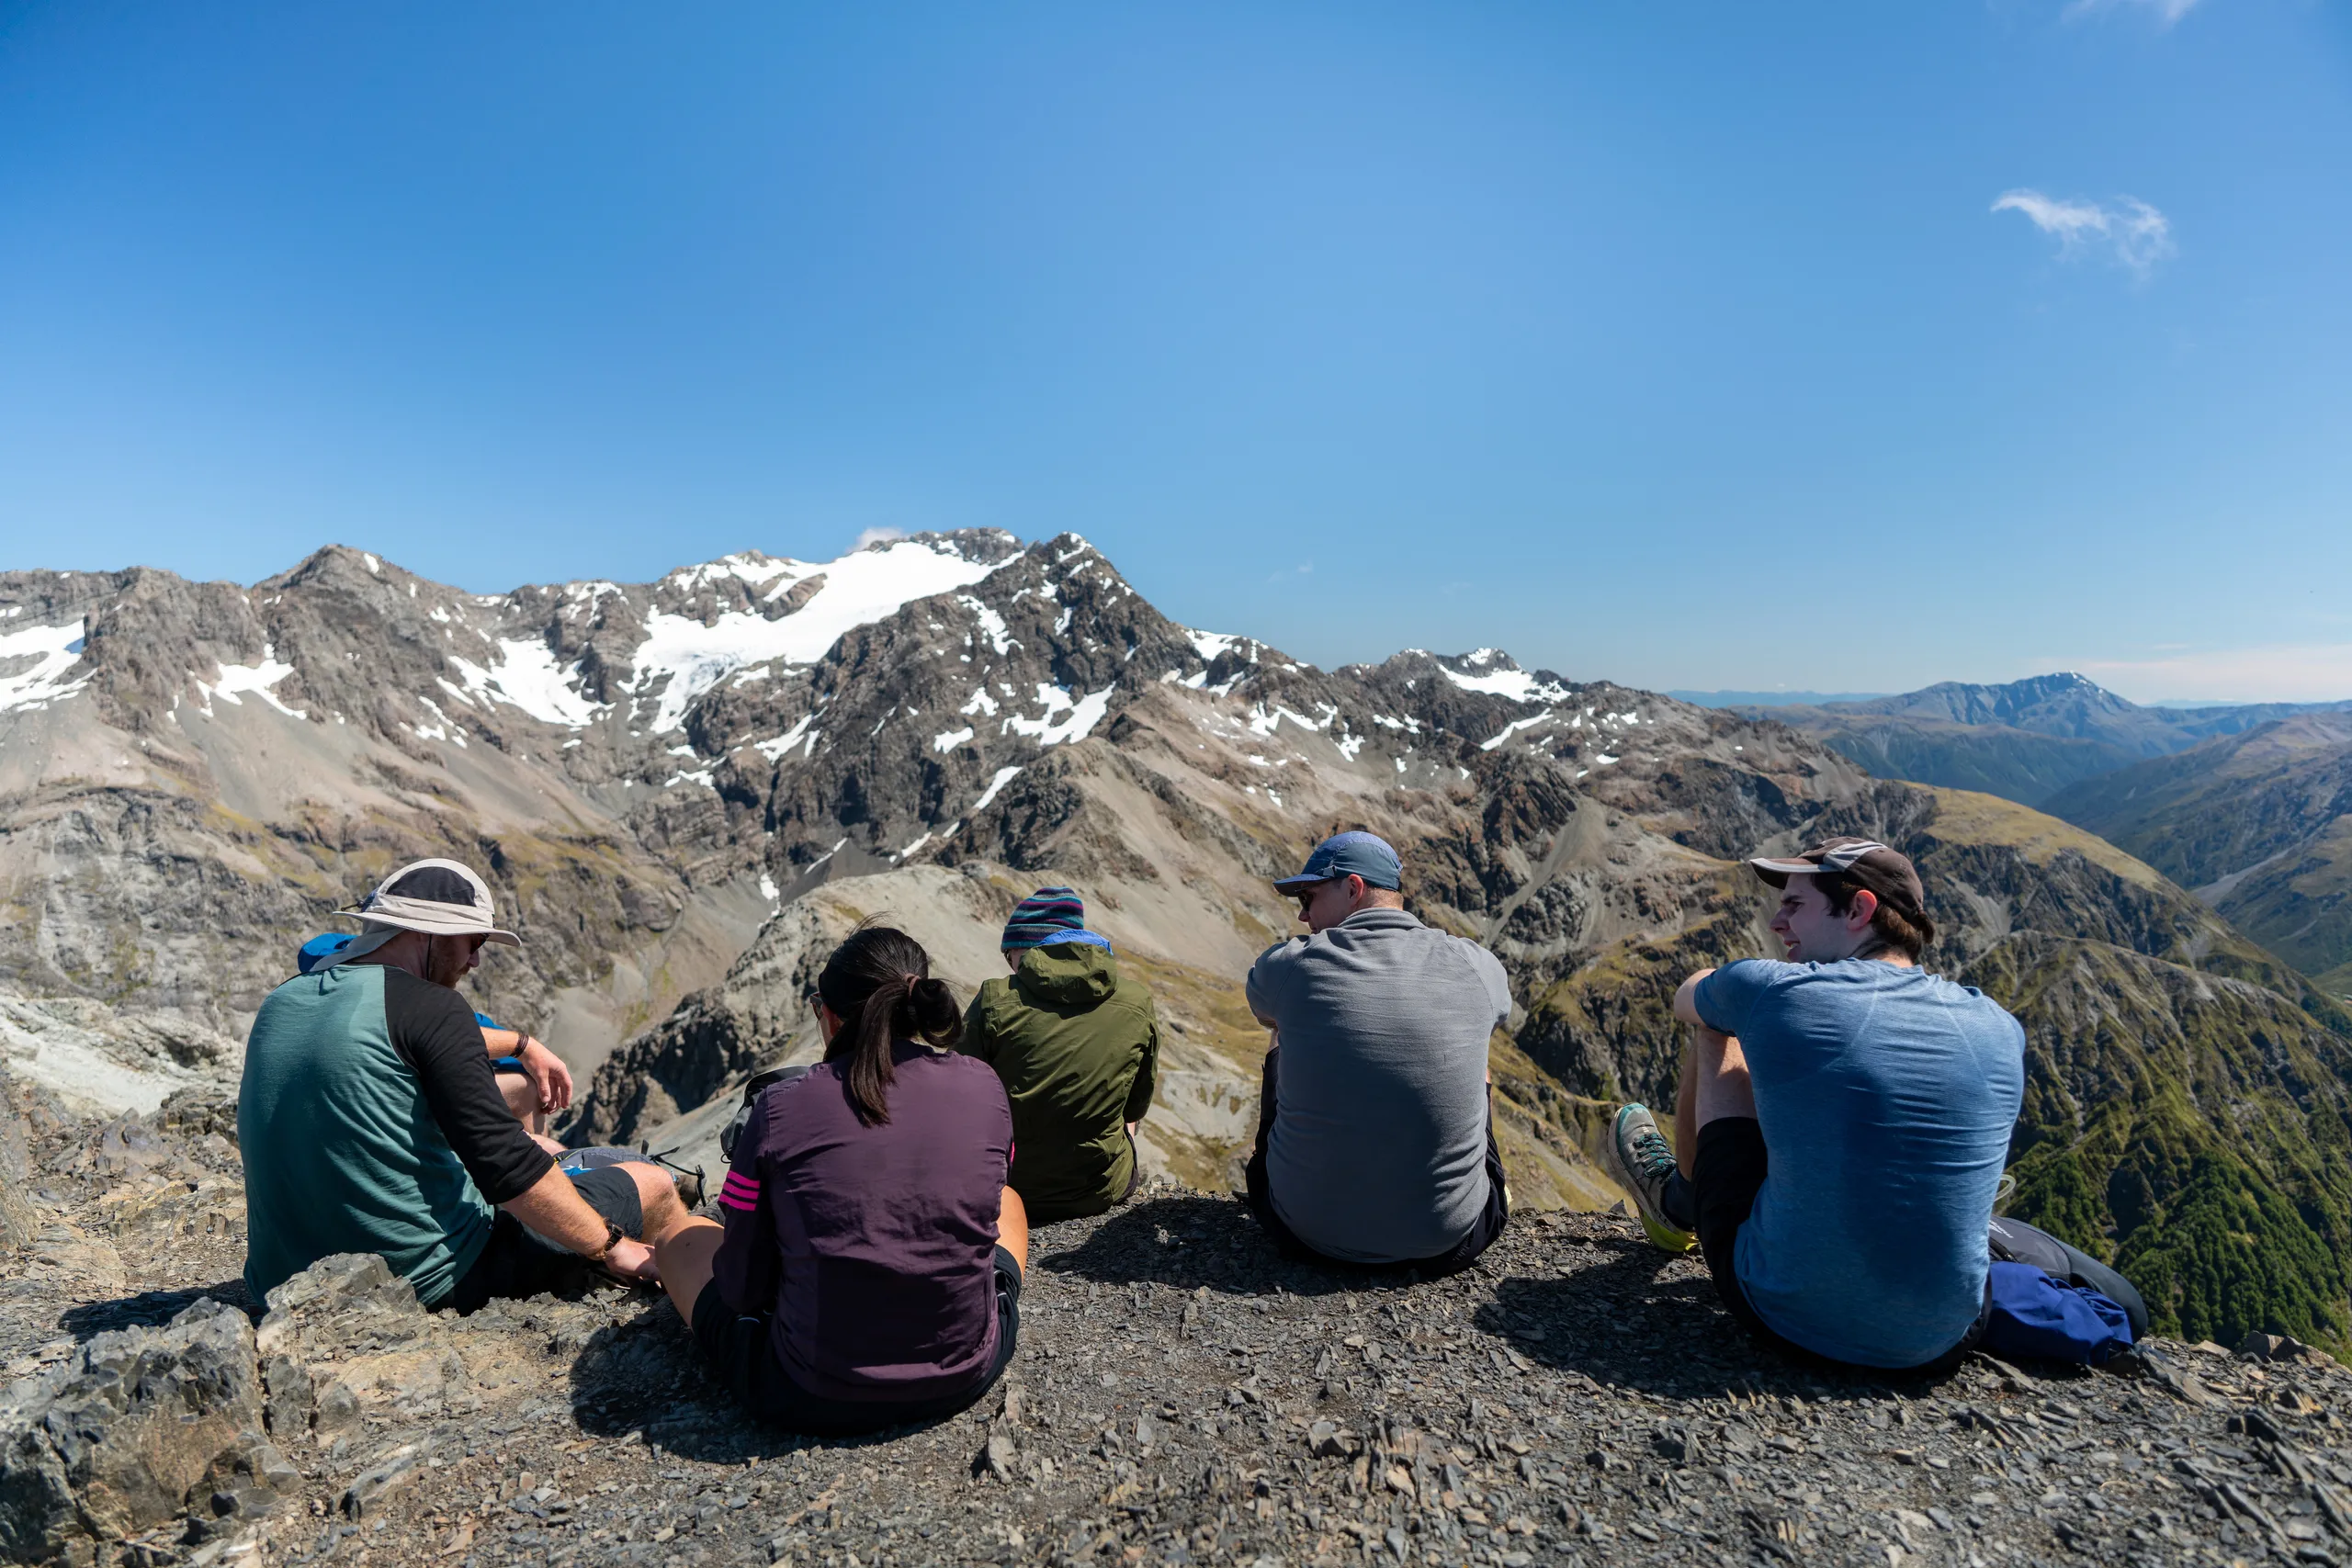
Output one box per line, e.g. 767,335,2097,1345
1671,968,1717,1030
501,1164,655,1279
481,1026,573,1114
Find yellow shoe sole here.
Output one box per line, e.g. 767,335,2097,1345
1635,1209,1696,1255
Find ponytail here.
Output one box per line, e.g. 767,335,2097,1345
815,925,962,1124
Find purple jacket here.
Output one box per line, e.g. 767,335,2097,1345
712,1043,1012,1402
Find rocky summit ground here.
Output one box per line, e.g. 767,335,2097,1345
7,1086,2352,1568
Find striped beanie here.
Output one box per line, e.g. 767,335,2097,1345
1002,886,1094,951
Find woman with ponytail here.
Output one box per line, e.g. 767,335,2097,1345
653,926,1028,1434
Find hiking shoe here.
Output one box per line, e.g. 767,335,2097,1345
1608,1103,1695,1254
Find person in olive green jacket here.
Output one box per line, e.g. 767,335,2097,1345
961,886,1159,1223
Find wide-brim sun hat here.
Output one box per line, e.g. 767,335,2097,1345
336,858,523,946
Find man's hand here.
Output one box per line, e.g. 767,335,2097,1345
604,1237,658,1282
519,1039,573,1114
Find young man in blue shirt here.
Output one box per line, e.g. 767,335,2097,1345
1607,838,2027,1371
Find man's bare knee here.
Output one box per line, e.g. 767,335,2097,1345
625,1162,687,1241
499,1075,537,1121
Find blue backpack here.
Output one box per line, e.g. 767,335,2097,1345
1982,1262,2134,1366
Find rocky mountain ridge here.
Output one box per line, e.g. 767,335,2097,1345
8,538,2352,1346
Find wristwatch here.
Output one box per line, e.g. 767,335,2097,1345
591,1223,624,1263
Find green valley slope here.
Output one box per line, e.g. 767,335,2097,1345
2050,711,2352,998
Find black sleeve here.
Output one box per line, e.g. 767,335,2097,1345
382,967,555,1205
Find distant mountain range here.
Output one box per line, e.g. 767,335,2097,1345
1754,671,2352,999
6,547,2352,1346
1667,689,1892,707
1746,672,2352,809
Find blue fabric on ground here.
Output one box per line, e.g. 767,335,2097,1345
1693,958,2026,1369
1982,1261,2135,1366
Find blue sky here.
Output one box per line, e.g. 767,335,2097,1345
2,2,2346,702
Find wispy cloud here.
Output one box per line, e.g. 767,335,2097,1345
1992,189,2176,277
2063,643,2352,705
851,526,907,550
2064,0,2202,28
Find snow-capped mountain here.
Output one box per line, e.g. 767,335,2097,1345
6,532,2352,1346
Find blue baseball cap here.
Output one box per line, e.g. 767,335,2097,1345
1272,831,1403,895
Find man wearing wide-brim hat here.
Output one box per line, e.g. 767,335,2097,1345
239,858,688,1309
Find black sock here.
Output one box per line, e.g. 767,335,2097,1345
1663,1171,1697,1233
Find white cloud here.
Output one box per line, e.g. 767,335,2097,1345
852,526,907,551
2064,0,2201,27
2064,643,2352,705
1992,189,2176,277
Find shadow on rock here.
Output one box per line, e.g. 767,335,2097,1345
1037,1190,1480,1300
1479,1234,1982,1400
560,1301,985,1461
59,1280,253,1340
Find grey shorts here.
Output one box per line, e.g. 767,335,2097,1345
447,1165,646,1314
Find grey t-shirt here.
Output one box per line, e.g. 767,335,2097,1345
1246,908,1511,1263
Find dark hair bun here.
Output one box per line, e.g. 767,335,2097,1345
907,976,962,1045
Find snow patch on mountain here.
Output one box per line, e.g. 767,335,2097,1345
1480,713,1556,752
1188,629,1242,662
972,765,1023,812
1002,683,1116,747
1440,654,1570,705
448,640,606,728
198,648,302,718
631,539,1007,732
961,596,1016,655
0,617,88,713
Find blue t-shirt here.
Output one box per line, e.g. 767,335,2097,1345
1694,957,2025,1369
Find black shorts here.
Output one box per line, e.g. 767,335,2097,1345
1693,1117,1988,1374
447,1165,646,1314
691,1247,1023,1437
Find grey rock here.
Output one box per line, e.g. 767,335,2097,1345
0,1300,289,1563
260,1354,313,1439
0,1069,38,1249
255,1253,424,1357
340,1433,451,1519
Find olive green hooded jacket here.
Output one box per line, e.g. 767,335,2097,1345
961,942,1159,1222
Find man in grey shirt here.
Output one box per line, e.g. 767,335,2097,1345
1242,832,1513,1273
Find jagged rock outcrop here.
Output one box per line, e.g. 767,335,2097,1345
0,1299,294,1564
